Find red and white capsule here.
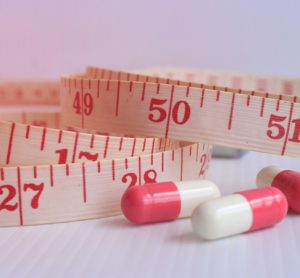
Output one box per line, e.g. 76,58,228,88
121,180,220,224
191,187,288,240
257,166,300,213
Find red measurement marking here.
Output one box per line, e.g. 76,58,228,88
66,164,70,176
106,79,110,91
0,168,4,180
228,94,236,130
50,165,54,186
104,136,110,158
129,81,133,92
293,96,298,103
125,158,128,170
72,132,79,163
172,150,175,161
142,138,146,152
33,166,37,178
138,156,142,184
186,86,190,97
82,163,87,203
17,167,23,225
216,91,220,101
151,138,155,154
97,161,101,173
156,83,160,94
200,88,205,107
281,102,295,155
151,153,154,165
58,130,63,143
180,148,183,181
6,122,15,165
260,97,266,117
25,125,30,139
189,145,192,156
119,137,123,151
97,80,100,97
159,138,162,150
131,138,136,157
276,95,282,111
141,82,146,101
165,85,175,138
40,127,47,150
112,160,115,180
246,95,251,106
161,152,164,172
88,79,91,90
90,134,95,148
115,80,120,116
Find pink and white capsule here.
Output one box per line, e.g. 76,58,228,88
191,187,288,240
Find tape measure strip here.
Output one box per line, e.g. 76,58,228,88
0,75,210,226
0,65,298,227
63,67,300,157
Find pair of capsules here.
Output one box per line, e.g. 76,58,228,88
121,166,298,240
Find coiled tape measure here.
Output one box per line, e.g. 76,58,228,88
0,66,299,226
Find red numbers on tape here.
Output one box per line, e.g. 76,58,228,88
122,169,157,187
267,114,300,142
73,92,93,116
56,149,99,164
0,182,44,211
148,98,191,125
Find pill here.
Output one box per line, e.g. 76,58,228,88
191,187,288,240
257,166,300,213
121,180,220,224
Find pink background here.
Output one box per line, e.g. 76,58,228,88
0,0,300,80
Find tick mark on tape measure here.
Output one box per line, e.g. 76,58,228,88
141,82,146,101
189,145,192,156
106,80,110,91
25,125,31,139
90,134,95,148
260,97,266,117
40,128,47,150
115,80,120,116
186,86,190,97
58,130,63,143
97,161,101,173
246,95,251,106
276,95,282,111
131,138,136,157
129,81,133,92
104,136,110,159
142,138,146,152
97,80,100,98
216,91,220,102
161,152,164,172
112,160,116,181
6,122,15,165
33,166,37,178
50,165,54,186
156,83,160,94
125,158,128,170
65,164,70,176
82,163,87,203
119,137,123,151
227,93,236,130
0,168,4,180
172,150,175,161
17,167,23,226
165,85,175,138
200,88,205,108
281,102,294,155
72,132,79,163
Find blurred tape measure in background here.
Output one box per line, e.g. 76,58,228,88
0,66,299,226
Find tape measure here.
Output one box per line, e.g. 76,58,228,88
0,66,298,226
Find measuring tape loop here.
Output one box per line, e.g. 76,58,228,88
0,66,299,226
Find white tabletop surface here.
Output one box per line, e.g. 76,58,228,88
1,151,300,278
